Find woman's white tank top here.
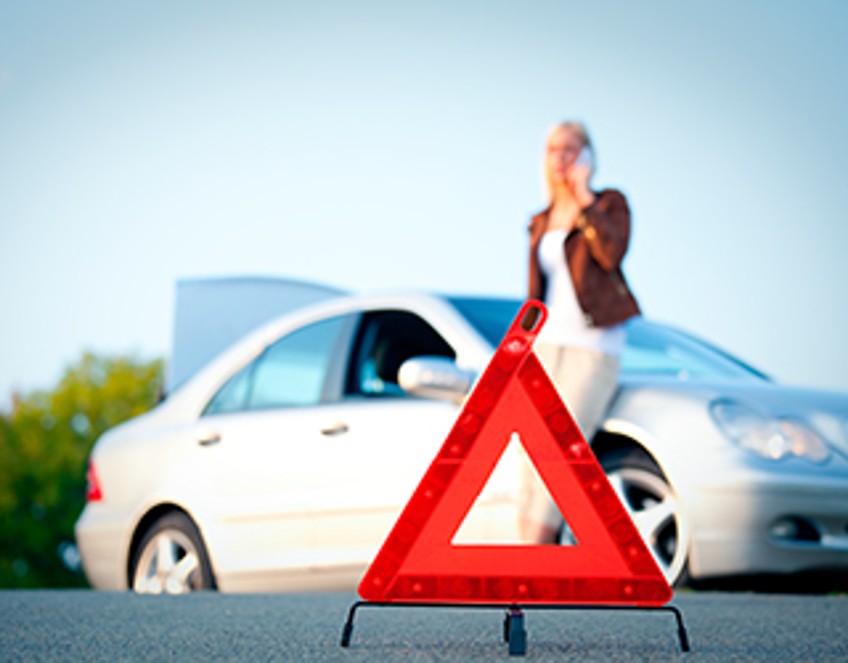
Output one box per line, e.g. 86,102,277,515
535,228,626,356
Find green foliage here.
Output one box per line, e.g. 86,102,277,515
0,352,163,588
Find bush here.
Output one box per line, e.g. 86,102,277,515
0,352,163,588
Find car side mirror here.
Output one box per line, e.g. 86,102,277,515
397,356,475,403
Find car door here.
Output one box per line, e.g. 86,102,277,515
305,308,522,571
187,312,357,584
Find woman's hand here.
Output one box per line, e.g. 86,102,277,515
567,162,595,208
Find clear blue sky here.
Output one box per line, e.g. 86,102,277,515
2,0,847,409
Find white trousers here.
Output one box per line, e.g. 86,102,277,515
519,342,621,533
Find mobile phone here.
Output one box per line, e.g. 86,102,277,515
574,146,594,169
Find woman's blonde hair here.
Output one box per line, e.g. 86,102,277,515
544,121,594,201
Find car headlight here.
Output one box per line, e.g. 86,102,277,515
710,399,831,463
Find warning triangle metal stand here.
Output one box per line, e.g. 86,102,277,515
341,600,690,655
340,301,690,656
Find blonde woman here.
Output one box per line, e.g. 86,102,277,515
521,121,641,543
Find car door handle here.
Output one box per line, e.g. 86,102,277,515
320,422,349,437
197,431,222,447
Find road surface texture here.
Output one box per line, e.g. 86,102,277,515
1,590,845,661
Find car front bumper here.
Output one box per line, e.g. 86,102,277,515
687,469,848,580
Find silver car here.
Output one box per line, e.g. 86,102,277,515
75,293,848,593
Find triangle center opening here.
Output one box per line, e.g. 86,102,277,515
452,432,577,546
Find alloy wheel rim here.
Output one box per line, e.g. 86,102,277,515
606,466,689,585
133,529,200,594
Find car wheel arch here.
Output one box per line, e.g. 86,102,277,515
127,504,218,590
592,431,665,480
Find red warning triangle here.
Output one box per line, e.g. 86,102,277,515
358,300,672,607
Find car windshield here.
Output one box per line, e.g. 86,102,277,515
447,296,768,382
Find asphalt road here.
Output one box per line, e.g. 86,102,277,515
1,590,846,661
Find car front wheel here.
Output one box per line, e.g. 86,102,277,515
599,448,690,587
131,512,216,594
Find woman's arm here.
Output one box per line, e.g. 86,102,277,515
576,190,632,271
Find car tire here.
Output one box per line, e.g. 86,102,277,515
599,447,690,587
130,512,216,594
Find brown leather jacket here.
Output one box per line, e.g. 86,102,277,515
528,188,640,328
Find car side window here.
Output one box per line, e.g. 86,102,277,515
205,362,254,414
346,310,455,397
204,315,348,414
